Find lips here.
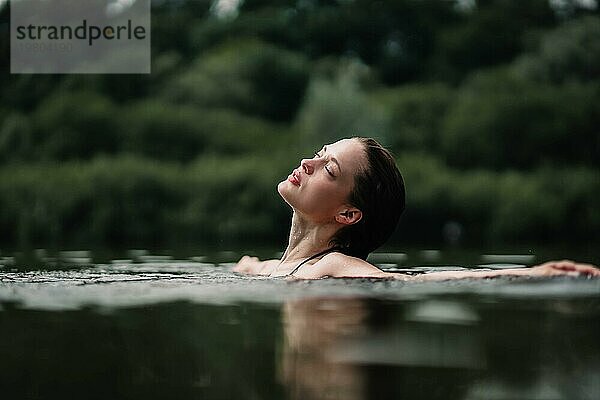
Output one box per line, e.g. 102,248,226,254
288,169,301,186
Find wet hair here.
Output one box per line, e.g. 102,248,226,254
330,137,405,260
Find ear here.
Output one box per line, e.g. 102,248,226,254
334,207,362,225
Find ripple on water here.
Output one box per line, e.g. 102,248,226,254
0,262,599,310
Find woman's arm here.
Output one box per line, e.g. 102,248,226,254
415,260,600,281
302,254,600,280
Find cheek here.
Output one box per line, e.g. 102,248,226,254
278,176,351,217
302,180,348,212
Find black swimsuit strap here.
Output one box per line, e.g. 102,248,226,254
287,247,340,276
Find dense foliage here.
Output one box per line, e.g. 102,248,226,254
0,0,598,249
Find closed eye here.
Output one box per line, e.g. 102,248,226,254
314,150,335,177
325,165,335,177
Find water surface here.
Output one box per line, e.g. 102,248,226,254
1,257,599,400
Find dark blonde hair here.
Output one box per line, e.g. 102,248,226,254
330,137,406,260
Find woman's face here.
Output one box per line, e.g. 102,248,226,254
278,138,366,222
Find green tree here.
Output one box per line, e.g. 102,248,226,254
441,69,600,169
32,91,120,160
162,39,309,122
373,83,453,154
513,15,600,83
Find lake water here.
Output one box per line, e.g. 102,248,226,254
1,251,599,400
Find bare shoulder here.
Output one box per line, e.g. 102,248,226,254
294,252,391,279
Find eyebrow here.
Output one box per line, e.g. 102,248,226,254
323,146,341,173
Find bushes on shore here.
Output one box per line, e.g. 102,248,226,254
1,153,597,248
1,7,599,249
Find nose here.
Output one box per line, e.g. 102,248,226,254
300,158,315,175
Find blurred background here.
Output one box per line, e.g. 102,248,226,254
0,0,598,256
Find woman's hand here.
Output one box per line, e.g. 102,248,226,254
233,256,280,275
527,260,600,277
233,255,263,274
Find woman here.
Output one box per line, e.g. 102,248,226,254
234,137,599,280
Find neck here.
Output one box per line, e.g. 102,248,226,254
280,211,339,263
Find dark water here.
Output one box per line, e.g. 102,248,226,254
1,255,599,400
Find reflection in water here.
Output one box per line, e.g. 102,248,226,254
280,296,600,400
281,297,368,400
1,268,599,400
280,297,485,400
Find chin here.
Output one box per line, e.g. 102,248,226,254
277,180,291,200
277,180,299,209
277,179,286,195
